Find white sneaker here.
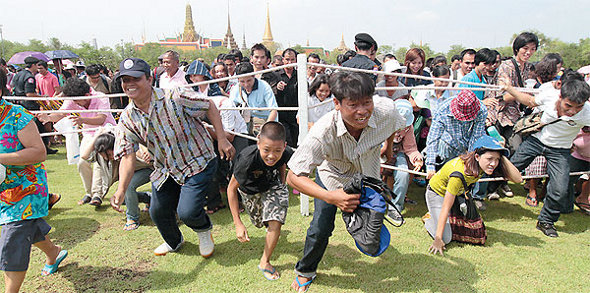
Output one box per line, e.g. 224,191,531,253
488,191,501,200
500,185,514,197
385,209,404,226
198,230,214,258
154,236,184,256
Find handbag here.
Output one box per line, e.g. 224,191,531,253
447,172,487,245
512,111,561,136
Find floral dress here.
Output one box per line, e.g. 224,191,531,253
0,99,48,225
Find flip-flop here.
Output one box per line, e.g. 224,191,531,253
78,195,91,205
89,197,102,207
257,265,280,281
48,193,61,210
124,221,140,231
574,201,590,215
41,250,68,276
525,195,538,207
295,275,316,293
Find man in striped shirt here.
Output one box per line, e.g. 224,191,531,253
286,71,405,292
110,58,235,258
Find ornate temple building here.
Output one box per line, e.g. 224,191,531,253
261,4,274,49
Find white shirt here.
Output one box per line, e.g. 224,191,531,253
307,94,335,123
209,95,248,134
159,69,188,89
533,83,590,149
288,96,406,190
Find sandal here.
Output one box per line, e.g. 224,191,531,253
89,197,102,207
525,195,538,207
293,275,316,293
48,193,61,210
41,250,68,276
574,201,590,215
206,204,226,214
123,221,140,231
257,265,280,281
78,195,91,205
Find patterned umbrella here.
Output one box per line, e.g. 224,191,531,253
45,50,79,60
7,51,50,64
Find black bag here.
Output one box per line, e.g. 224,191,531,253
342,175,400,257
447,172,487,245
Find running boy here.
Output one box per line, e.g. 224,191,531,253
227,121,293,281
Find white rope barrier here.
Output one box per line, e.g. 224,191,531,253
40,127,100,137
32,109,124,114
375,86,539,94
5,93,127,101
180,63,297,89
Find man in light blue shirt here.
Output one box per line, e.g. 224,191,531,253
230,62,278,135
459,48,496,100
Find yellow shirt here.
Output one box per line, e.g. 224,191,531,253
429,157,482,197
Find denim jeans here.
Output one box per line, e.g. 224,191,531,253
391,152,410,211
294,174,336,278
472,175,489,200
149,158,217,249
510,136,571,224
125,168,152,221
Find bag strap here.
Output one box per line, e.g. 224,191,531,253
511,58,525,88
449,171,470,199
360,178,404,227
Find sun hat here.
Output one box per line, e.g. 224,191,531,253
450,90,479,121
394,99,414,127
411,89,432,109
470,135,510,157
382,60,406,73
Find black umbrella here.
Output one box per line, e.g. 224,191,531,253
45,50,79,59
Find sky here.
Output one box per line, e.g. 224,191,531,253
1,0,588,53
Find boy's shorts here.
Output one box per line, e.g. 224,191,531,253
238,183,289,228
0,218,51,271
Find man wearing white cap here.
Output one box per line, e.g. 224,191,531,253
375,60,409,100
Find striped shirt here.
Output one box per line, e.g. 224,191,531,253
114,88,215,190
288,95,406,190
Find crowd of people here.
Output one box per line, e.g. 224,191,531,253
1,30,590,292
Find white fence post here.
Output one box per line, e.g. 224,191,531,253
296,53,310,216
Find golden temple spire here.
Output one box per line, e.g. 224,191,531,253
222,2,238,49
182,3,198,42
262,3,274,45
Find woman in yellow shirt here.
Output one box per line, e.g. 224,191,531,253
426,135,522,255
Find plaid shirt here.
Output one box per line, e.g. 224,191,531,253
425,98,487,172
114,88,215,190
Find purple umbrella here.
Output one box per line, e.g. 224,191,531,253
7,51,50,64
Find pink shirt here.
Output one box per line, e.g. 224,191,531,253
59,91,116,136
572,131,590,162
35,72,60,96
159,69,188,89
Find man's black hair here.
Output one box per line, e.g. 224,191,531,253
37,61,48,69
307,53,320,62
451,54,461,62
432,55,447,65
241,57,250,63
534,58,559,83
235,62,254,75
223,54,236,63
94,132,116,154
329,71,375,102
259,121,286,142
512,32,539,56
425,57,434,69
475,48,497,65
217,53,226,62
250,43,271,59
228,49,243,61
560,70,590,104
343,50,357,60
336,54,345,66
355,40,373,51
0,58,6,66
85,64,101,76
543,53,563,66
431,65,450,77
273,55,282,63
460,49,476,61
62,77,91,97
282,48,298,57
383,53,396,61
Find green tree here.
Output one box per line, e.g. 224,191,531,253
446,44,465,60
378,45,394,55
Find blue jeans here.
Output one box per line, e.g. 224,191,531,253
294,174,335,278
149,158,217,249
125,168,152,221
510,136,570,224
472,175,489,200
391,152,410,211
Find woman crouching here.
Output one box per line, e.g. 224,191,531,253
425,135,522,255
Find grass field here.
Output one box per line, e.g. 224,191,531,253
7,147,590,292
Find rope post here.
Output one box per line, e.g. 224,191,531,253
296,53,310,216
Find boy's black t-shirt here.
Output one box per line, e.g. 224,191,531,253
233,144,294,195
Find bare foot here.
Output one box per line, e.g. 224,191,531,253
258,263,280,280
291,275,314,292
46,245,61,265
